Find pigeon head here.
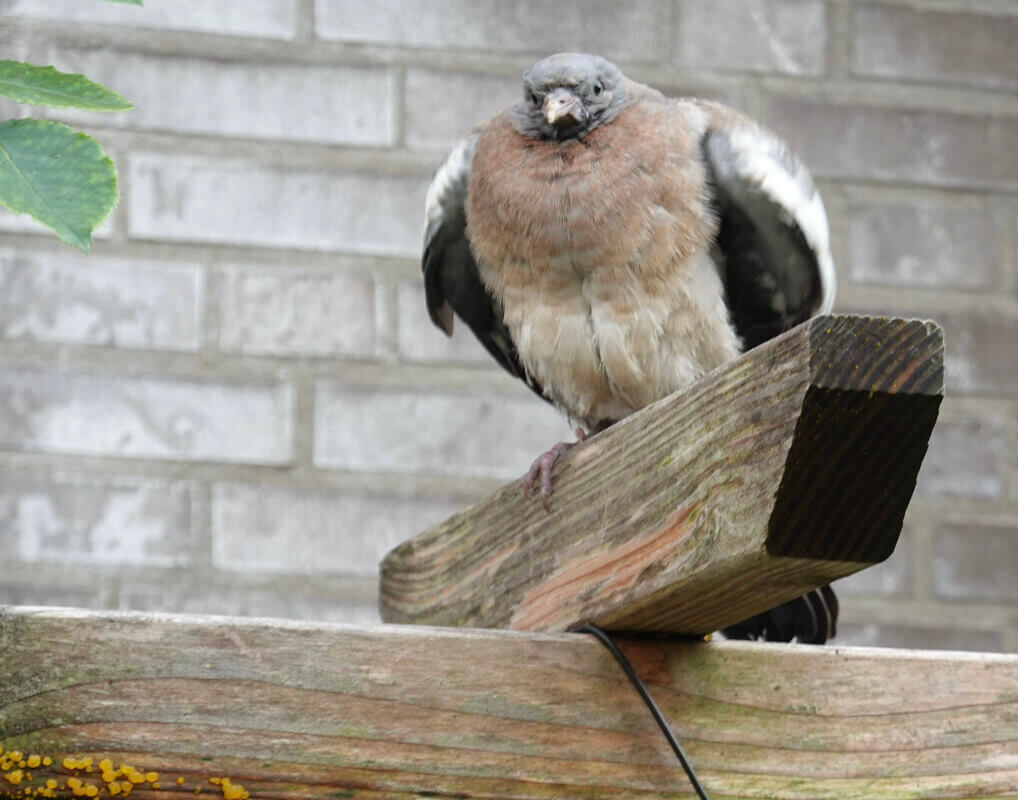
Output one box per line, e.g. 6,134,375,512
511,53,629,141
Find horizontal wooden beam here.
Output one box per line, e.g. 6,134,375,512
1,608,1015,800
380,315,944,635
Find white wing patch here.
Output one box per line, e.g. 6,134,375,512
424,134,475,237
422,134,479,337
724,125,836,314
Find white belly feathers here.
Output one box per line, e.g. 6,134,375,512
488,247,741,430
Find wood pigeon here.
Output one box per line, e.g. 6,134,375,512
421,53,838,644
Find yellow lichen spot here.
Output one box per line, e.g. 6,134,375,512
61,759,77,771
97,761,113,775
84,786,97,798
66,779,82,793
176,779,185,786
40,761,50,769
7,755,21,765
24,759,39,771
218,778,249,800
152,784,160,790
108,785,120,797
208,779,220,786
44,782,56,792
5,771,24,786
144,773,158,784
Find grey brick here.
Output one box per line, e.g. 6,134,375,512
0,249,202,352
761,98,1018,190
218,265,375,357
649,81,747,113
397,281,494,365
938,311,1018,398
50,49,395,147
314,383,573,479
120,579,381,624
853,4,1018,91
934,524,1018,602
676,0,826,75
1,0,298,39
212,484,464,577
835,532,910,596
0,579,104,610
128,154,428,258
0,366,293,465
917,416,1007,499
0,473,194,567
405,69,518,153
315,0,666,60
835,623,1005,653
847,198,1000,289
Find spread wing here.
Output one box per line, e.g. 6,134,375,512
698,103,836,350
422,134,547,401
694,103,840,644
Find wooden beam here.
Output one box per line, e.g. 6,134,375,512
380,315,944,635
1,608,1015,800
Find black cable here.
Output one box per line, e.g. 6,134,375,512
574,624,711,800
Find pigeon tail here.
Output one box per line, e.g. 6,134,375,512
721,585,839,644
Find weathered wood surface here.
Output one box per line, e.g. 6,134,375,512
2,607,1016,800
381,315,944,635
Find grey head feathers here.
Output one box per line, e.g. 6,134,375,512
510,52,629,141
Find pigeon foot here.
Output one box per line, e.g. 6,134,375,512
522,428,588,512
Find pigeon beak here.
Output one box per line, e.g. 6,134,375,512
543,88,585,128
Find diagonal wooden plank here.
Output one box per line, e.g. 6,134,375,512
380,314,944,635
1,608,1015,800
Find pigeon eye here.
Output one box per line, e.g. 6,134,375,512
593,82,603,95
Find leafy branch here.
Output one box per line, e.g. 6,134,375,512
0,0,142,252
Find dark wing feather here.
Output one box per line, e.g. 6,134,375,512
422,134,547,401
722,586,839,644
697,107,840,644
700,115,835,350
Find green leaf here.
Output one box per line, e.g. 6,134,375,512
0,119,119,253
0,60,132,111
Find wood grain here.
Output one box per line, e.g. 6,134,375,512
1,608,1015,800
380,315,944,635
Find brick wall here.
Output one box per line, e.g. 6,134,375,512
0,0,1015,650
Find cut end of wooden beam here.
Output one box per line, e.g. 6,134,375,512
806,315,944,394
767,316,944,563
380,314,944,636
